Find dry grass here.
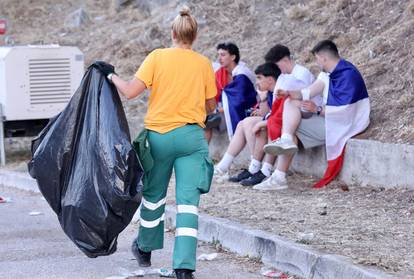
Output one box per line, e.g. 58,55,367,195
0,0,413,144
408,0,414,14
284,3,310,20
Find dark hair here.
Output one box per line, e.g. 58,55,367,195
264,44,290,63
217,42,240,64
311,40,339,57
254,62,281,80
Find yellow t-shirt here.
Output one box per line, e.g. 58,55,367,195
135,48,217,133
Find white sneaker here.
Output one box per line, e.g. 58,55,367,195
214,166,229,184
253,174,288,191
263,137,298,156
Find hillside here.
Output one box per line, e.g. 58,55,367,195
1,0,414,143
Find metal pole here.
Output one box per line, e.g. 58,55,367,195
0,104,5,166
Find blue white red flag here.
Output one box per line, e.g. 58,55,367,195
222,62,257,139
314,59,370,188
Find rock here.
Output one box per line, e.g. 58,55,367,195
112,0,132,11
65,8,90,28
134,0,186,18
317,203,328,216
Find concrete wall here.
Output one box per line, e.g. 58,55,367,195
209,131,414,189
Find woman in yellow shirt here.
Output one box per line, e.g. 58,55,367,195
98,7,216,279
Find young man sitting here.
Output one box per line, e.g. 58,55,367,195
214,62,280,184
205,42,257,142
256,40,370,190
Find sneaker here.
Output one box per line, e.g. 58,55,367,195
240,171,267,186
253,174,288,191
214,166,229,184
263,137,298,156
131,238,151,267
229,169,252,182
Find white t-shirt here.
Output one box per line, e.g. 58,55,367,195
317,72,330,105
274,64,323,107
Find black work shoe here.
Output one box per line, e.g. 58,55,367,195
131,239,151,267
229,169,252,182
175,269,194,279
240,170,267,186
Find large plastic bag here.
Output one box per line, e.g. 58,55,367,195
28,64,143,258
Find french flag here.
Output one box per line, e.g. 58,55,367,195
214,66,229,103
222,62,257,139
314,59,370,188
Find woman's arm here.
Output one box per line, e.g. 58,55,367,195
111,75,147,100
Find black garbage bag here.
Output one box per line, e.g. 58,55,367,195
28,64,143,258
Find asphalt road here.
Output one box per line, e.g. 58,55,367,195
0,185,265,279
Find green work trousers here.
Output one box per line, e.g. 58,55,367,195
135,124,213,271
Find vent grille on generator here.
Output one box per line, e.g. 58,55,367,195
28,58,72,106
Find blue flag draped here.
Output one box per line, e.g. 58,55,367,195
222,74,257,137
327,59,369,106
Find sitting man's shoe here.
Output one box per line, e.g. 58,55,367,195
253,174,288,191
229,169,252,182
240,170,267,186
263,137,298,156
131,239,151,267
175,269,194,279
214,166,229,184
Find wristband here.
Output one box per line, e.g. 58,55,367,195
301,88,310,100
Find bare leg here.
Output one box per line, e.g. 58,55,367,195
263,153,276,165
252,129,267,161
282,99,302,135
263,135,276,165
241,116,262,154
226,120,247,156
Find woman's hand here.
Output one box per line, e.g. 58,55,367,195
93,61,115,76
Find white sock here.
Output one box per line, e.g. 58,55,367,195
272,169,286,180
281,133,293,141
261,162,273,177
217,153,234,172
248,159,262,174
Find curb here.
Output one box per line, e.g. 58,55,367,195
164,207,396,279
0,170,397,279
0,169,39,193
208,132,414,190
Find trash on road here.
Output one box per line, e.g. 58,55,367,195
0,196,12,203
106,268,174,279
197,252,218,261
29,211,43,216
260,267,289,278
147,268,175,277
297,232,314,244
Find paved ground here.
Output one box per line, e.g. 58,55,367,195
0,185,270,279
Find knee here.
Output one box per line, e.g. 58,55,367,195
285,99,301,109
236,120,244,131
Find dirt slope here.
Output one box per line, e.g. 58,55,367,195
1,0,414,142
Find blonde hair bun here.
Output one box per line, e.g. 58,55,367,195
172,5,198,44
179,6,190,16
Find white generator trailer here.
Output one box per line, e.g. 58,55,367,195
0,45,84,165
